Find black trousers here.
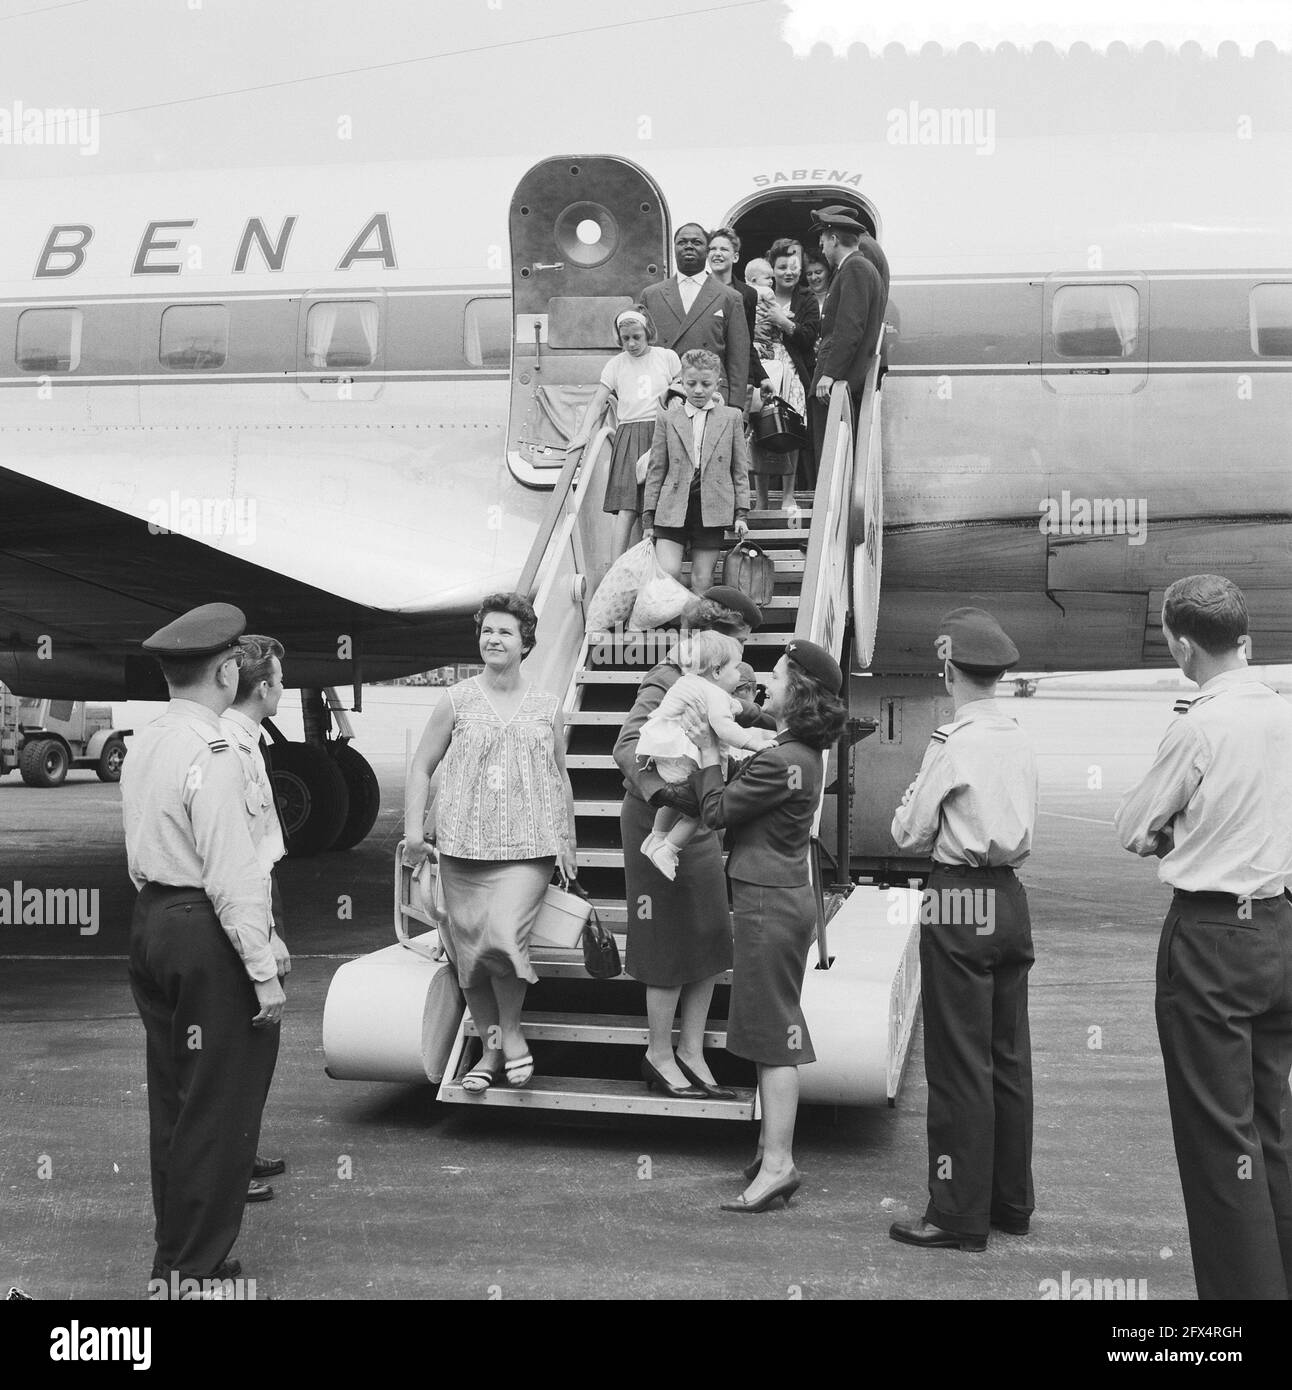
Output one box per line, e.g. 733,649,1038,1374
1155,890,1292,1300
128,884,279,1278
806,390,862,492
919,864,1035,1237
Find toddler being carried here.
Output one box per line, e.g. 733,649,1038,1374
636,630,778,880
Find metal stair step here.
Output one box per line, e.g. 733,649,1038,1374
566,711,631,725
574,799,628,817
464,1012,727,1048
576,848,628,868
439,1073,755,1119
743,528,811,544
527,948,732,985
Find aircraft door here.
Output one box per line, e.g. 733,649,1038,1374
506,157,670,487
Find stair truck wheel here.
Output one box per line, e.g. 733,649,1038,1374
96,737,127,783
269,742,349,856
20,738,70,788
328,742,382,851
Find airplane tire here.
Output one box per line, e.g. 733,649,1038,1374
269,742,349,857
328,743,381,852
96,737,127,783
20,738,70,788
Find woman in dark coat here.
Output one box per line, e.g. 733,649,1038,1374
684,639,847,1211
612,588,773,1099
758,238,821,499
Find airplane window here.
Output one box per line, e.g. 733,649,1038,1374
1250,283,1292,356
15,307,83,372
464,296,511,368
159,304,229,370
1052,285,1139,358
305,300,379,369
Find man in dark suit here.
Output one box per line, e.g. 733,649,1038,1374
812,204,889,298
640,222,750,408
808,209,888,480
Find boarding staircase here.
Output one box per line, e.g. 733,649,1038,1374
429,370,886,1120
434,503,810,1118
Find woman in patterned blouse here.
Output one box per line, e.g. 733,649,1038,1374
404,593,577,1091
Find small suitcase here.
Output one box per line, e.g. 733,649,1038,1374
721,541,776,607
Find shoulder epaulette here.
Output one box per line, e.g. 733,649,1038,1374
206,737,230,753
930,718,971,745
1172,691,1220,716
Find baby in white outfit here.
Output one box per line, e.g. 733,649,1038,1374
636,630,778,879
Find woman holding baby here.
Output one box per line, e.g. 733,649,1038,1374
749,237,821,510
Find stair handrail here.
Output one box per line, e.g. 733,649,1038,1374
795,354,882,967
516,406,613,601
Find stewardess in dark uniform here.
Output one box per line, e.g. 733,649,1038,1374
686,639,847,1212
1115,574,1292,1301
889,607,1039,1251
120,604,283,1294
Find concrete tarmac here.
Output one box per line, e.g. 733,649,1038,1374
0,689,1248,1300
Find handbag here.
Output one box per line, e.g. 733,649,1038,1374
532,874,595,948
751,395,807,453
566,879,622,979
720,541,776,606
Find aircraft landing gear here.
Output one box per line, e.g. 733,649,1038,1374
329,740,382,851
269,741,349,856
266,688,382,856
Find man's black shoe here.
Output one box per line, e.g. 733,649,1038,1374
253,1154,285,1178
889,1218,987,1252
246,1180,274,1203
991,1215,1030,1235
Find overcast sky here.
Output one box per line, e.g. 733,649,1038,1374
1,0,1288,178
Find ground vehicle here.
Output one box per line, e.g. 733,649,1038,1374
0,685,130,786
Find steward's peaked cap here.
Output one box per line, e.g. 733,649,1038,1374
142,602,247,656
701,585,763,631
785,638,844,695
939,606,1019,673
810,205,868,235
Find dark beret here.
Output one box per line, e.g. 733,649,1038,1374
142,602,247,656
785,638,843,695
939,606,1020,673
701,585,763,631
810,205,867,235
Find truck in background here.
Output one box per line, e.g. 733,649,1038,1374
0,685,131,786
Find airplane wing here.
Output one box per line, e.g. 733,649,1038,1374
0,467,480,697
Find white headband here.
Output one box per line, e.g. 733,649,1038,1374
615,310,648,331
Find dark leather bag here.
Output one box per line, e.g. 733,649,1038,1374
720,541,776,606
751,395,807,453
568,879,622,979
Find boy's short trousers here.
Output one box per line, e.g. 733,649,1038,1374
652,490,729,551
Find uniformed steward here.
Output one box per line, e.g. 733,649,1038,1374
888,606,1039,1251
221,632,291,1204
121,603,283,1293
1115,574,1292,1301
